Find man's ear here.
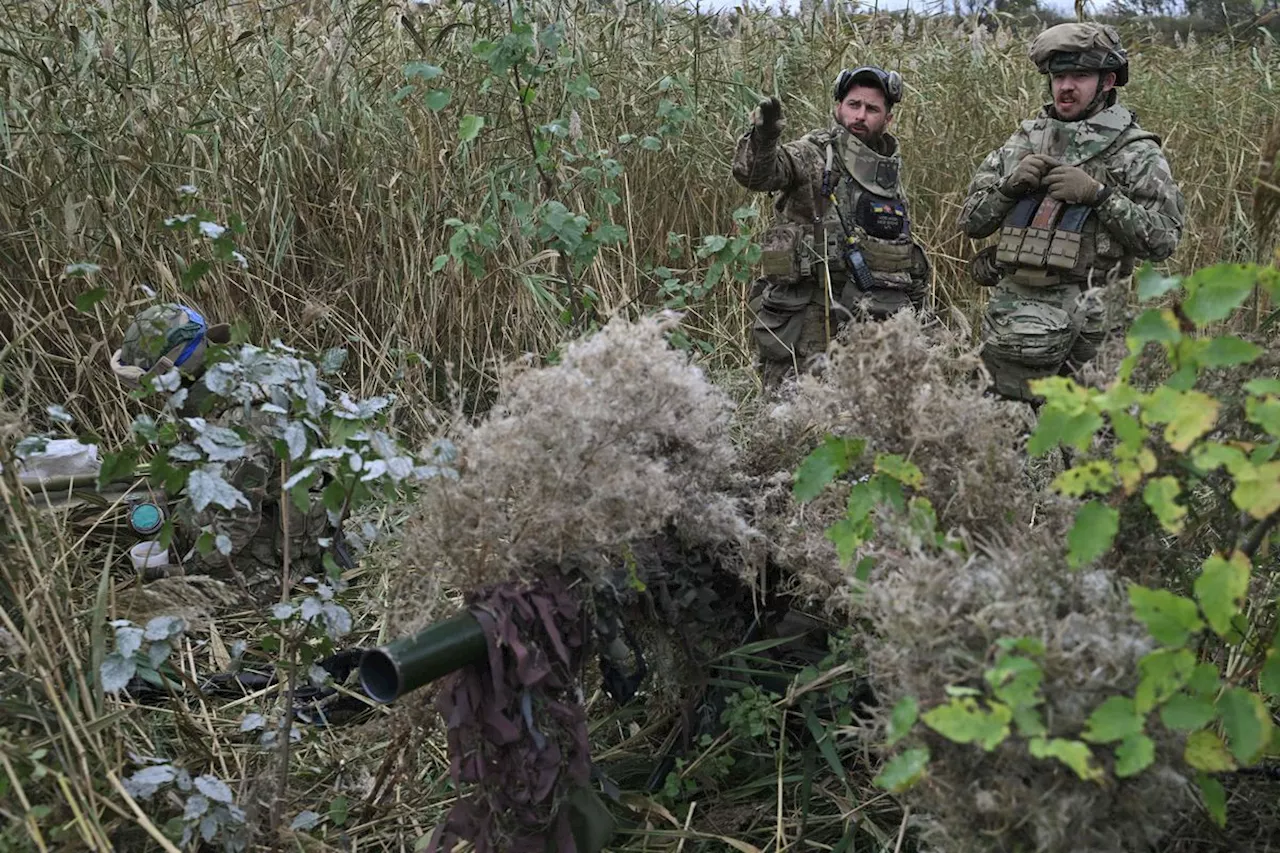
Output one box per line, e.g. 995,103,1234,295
1101,71,1117,93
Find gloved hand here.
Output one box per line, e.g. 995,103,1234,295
1043,164,1106,205
751,96,783,138
1000,154,1059,198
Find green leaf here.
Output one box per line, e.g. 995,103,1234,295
1114,733,1156,778
640,135,662,151
1197,773,1228,828
1136,648,1197,713
1245,379,1280,396
1028,405,1103,456
1181,263,1257,327
1191,442,1249,475
1160,693,1218,731
424,88,453,111
984,654,1044,714
1261,648,1280,697
1199,335,1263,367
873,454,923,488
872,747,930,793
1139,476,1186,533
1216,688,1272,764
1247,396,1280,438
1186,729,1237,772
75,286,108,314
1128,308,1182,344
1028,737,1103,782
404,62,443,81
886,696,918,746
1052,461,1115,497
329,795,349,827
792,436,866,502
458,114,485,143
1194,553,1251,638
1136,265,1182,301
1081,696,1143,744
921,697,1011,751
1187,663,1222,696
1231,460,1280,519
1066,500,1119,569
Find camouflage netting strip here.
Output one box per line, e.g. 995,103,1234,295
427,575,590,853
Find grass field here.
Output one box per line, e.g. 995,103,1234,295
2,1,1279,851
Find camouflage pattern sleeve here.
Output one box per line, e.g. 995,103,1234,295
732,126,809,194
1095,140,1185,262
957,132,1028,239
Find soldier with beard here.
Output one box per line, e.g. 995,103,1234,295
960,22,1186,403
732,66,931,388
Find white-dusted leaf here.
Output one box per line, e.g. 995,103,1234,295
283,422,308,460
115,626,145,659
147,641,171,670
359,459,388,481
300,597,323,622
291,810,322,831
200,814,218,842
144,615,185,641
46,404,73,424
184,794,210,820
169,443,203,462
215,534,233,556
194,774,234,804
282,466,316,491
308,448,347,461
152,369,182,392
195,426,247,462
321,603,352,639
240,713,267,732
123,763,176,799
272,603,296,620
187,468,250,513
308,664,331,688
101,653,137,694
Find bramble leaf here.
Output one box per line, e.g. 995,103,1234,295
1217,688,1272,764
921,697,1012,751
1184,729,1236,772
1081,696,1143,744
1052,461,1115,497
1143,476,1187,533
793,435,866,502
1114,733,1155,778
1067,501,1119,568
1128,308,1182,344
1199,335,1262,367
1028,737,1103,782
458,114,485,143
1136,265,1182,302
886,696,918,747
1197,774,1227,828
873,747,930,793
1231,460,1280,519
1159,693,1217,731
1181,263,1256,326
1136,648,1197,713
1194,553,1251,638
874,454,923,488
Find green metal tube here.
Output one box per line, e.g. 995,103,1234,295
358,611,488,704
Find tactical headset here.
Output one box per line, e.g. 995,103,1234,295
832,66,903,107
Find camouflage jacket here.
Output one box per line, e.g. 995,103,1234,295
732,121,928,311
958,104,1185,272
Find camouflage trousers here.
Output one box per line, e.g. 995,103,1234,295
172,449,330,602
980,276,1106,403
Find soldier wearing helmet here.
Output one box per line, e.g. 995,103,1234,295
732,66,932,389
959,22,1186,403
110,302,331,600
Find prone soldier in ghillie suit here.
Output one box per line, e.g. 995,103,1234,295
109,303,331,601
732,66,932,388
959,22,1186,403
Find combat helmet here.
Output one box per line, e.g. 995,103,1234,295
1028,22,1129,87
109,303,231,388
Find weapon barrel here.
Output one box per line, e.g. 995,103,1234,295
358,611,487,704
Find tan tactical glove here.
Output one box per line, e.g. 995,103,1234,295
999,154,1059,198
1043,164,1106,205
751,96,784,138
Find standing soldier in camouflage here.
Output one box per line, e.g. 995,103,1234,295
960,22,1185,403
109,303,332,601
732,66,931,388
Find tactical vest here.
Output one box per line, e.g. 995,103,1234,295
758,127,918,318
994,106,1159,290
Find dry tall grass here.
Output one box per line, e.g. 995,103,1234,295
3,2,1279,852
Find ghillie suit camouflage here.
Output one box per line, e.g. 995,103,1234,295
110,303,330,601
732,67,931,388
959,22,1186,402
